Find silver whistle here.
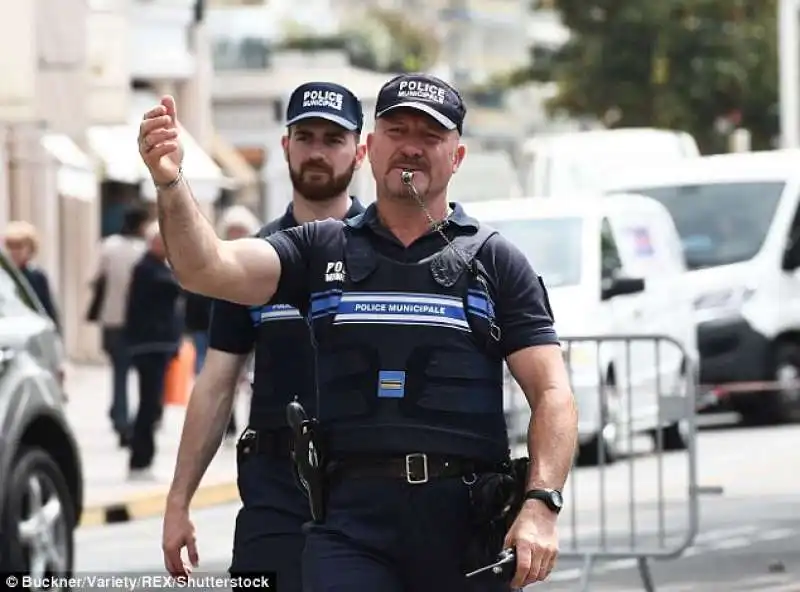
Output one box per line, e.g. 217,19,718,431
401,170,414,185
465,547,516,579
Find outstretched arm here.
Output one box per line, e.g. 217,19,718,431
138,95,280,305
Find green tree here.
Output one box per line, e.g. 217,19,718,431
537,0,778,153
276,10,438,74
345,8,440,73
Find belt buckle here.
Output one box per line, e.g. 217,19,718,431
405,453,428,484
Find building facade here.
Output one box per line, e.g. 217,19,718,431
0,0,247,361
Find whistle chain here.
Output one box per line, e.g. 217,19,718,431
400,170,470,269
401,170,501,341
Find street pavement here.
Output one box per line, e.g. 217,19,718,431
73,419,800,590
63,361,245,518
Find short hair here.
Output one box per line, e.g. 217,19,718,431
4,220,39,254
121,204,150,236
217,205,260,238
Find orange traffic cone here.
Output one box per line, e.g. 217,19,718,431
163,340,195,407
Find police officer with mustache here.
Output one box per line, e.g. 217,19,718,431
143,74,578,592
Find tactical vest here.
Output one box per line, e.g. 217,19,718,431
247,219,316,429
308,222,509,463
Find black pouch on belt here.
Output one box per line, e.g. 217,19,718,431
236,429,258,466
464,457,530,574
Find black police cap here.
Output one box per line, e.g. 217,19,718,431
286,82,363,133
375,73,466,134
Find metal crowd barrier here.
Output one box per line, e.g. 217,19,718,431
504,334,703,591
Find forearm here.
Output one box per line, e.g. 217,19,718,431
166,356,244,509
526,387,578,491
157,179,283,306
156,178,222,293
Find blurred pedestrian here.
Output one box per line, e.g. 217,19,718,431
125,222,183,480
88,204,150,447
4,220,60,329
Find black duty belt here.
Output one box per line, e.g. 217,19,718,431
241,427,294,458
328,453,494,485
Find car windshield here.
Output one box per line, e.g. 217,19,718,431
616,182,785,270
490,217,583,287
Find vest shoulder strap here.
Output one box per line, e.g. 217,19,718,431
342,226,378,283
430,224,498,288
342,223,498,285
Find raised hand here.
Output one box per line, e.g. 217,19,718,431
138,95,184,186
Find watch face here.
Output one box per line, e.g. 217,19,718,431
550,490,564,509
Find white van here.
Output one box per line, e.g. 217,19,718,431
466,195,699,465
604,149,800,425
522,127,700,198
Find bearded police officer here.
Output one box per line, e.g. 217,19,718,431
158,82,366,591
141,74,578,590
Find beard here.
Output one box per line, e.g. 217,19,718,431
289,159,356,202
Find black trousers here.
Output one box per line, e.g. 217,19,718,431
303,476,509,592
102,327,131,434
229,454,311,592
129,352,170,470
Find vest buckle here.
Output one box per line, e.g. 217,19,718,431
405,453,429,484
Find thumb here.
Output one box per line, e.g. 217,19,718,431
503,531,515,551
161,95,178,125
186,536,199,567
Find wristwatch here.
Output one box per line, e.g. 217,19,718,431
524,488,564,514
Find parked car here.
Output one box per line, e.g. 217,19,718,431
466,194,699,465
0,250,82,576
605,149,800,424
521,127,700,198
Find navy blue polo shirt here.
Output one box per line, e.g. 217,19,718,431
266,202,559,357
208,196,365,359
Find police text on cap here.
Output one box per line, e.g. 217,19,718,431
397,80,446,104
303,89,344,111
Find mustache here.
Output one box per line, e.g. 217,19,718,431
300,161,333,174
390,158,428,172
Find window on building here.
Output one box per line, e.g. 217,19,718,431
212,38,271,70
100,182,142,238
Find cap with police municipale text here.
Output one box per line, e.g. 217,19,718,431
285,82,364,133
375,73,466,134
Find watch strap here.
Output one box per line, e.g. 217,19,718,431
524,488,563,513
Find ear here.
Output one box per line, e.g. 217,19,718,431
452,143,467,174
281,135,289,163
365,132,375,162
354,143,367,170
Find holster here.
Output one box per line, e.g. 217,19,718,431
465,457,530,571
286,401,327,522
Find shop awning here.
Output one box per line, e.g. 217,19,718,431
40,133,98,201
86,94,231,202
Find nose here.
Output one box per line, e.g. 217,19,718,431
305,140,327,159
397,146,424,164
308,148,326,161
